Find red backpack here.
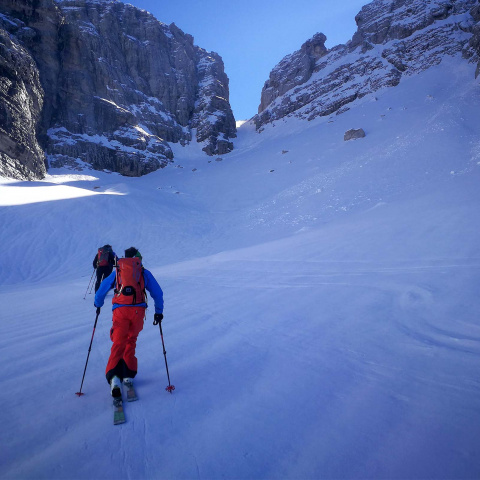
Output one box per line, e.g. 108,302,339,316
97,246,112,267
113,257,146,306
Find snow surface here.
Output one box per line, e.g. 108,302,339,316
1,59,480,479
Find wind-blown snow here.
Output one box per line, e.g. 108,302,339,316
1,59,480,479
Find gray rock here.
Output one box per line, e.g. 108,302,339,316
192,48,236,155
0,0,236,179
0,17,46,180
344,128,365,141
259,33,328,113
254,0,479,130
469,3,480,76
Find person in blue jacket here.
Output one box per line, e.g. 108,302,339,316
95,246,164,397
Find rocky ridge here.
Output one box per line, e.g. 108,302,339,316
255,0,480,129
470,2,480,74
0,0,236,180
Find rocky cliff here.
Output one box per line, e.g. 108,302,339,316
0,0,236,180
255,0,479,129
0,19,46,180
470,2,480,75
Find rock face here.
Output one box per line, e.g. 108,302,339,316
0,5,48,180
0,0,236,180
470,2,480,76
259,33,328,114
255,0,479,130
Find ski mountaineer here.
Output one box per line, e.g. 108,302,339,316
92,244,117,293
94,247,164,397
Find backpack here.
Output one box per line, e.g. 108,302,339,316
113,257,146,306
97,246,112,267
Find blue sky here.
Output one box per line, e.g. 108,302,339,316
125,0,368,121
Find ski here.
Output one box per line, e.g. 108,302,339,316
113,397,126,425
124,382,138,402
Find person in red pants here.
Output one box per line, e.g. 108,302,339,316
94,247,164,397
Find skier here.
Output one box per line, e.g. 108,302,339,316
92,244,117,293
94,247,164,397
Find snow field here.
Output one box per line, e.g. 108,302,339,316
1,59,480,478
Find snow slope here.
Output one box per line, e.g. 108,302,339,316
1,58,480,479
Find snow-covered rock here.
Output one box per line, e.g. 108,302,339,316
0,0,236,179
254,0,479,129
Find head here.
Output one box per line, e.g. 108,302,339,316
125,246,142,260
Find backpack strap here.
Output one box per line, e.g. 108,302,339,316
114,262,120,294
142,267,148,307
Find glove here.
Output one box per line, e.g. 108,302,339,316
153,313,163,325
96,306,101,315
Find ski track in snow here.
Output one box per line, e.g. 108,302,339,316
1,61,480,479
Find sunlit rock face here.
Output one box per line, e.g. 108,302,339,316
254,0,479,130
0,0,236,179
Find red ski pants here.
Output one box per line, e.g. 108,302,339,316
105,307,145,380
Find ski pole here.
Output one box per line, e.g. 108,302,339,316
83,269,96,300
89,272,104,295
89,272,98,295
76,308,101,396
158,322,175,393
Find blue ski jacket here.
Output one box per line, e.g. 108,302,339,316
94,268,164,314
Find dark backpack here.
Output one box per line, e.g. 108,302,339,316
97,246,112,267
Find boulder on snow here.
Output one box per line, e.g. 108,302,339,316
344,128,366,141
